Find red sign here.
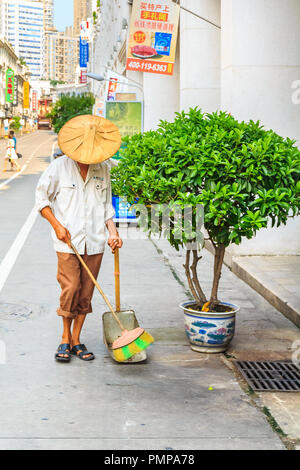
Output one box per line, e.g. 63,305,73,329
141,11,168,21
80,68,87,84
127,58,173,75
32,91,38,111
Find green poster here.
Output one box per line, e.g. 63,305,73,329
105,101,142,137
5,68,14,103
105,101,143,160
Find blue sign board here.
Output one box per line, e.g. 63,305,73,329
79,38,89,67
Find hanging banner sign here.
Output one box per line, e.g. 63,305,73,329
12,76,18,106
80,19,91,41
79,38,89,67
5,68,15,103
32,90,38,111
23,81,30,109
126,0,179,76
107,78,119,101
80,68,87,84
105,71,131,101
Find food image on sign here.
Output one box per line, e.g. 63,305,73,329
126,0,179,76
131,45,157,59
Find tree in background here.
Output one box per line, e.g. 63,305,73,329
50,80,66,87
48,93,95,134
9,116,22,131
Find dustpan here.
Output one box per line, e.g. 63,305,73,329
102,248,147,363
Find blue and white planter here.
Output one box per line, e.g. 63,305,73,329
180,301,239,353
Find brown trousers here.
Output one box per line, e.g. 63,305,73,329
56,249,103,319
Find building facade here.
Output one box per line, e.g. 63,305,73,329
0,37,31,136
45,30,79,83
74,0,93,36
0,0,44,79
90,0,300,255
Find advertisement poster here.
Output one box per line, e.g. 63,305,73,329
79,37,89,67
6,68,15,103
126,0,180,76
105,101,143,138
106,102,142,220
23,81,30,109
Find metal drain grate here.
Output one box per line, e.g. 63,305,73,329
235,360,300,392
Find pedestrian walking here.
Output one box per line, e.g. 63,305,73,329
35,115,123,363
9,130,18,170
2,130,21,172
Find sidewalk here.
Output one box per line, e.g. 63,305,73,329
151,238,300,450
205,242,300,328
0,211,293,449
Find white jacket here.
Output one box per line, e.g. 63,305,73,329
35,155,115,255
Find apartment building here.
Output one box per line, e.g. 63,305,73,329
45,30,79,83
0,0,44,79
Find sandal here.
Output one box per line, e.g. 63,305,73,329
55,343,71,362
71,344,95,361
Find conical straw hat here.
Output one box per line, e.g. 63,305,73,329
58,115,121,164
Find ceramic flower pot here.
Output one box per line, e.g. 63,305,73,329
180,301,239,353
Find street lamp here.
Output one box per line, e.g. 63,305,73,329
87,72,145,131
87,73,144,96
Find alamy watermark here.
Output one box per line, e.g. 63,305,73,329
0,340,6,365
291,80,300,104
291,340,300,368
116,201,205,248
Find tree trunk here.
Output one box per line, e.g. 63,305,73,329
183,249,207,307
191,250,207,304
209,244,225,308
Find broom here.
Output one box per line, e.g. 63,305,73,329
70,242,154,362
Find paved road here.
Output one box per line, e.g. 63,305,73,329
0,131,286,450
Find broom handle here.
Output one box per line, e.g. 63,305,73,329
70,242,125,331
114,247,120,312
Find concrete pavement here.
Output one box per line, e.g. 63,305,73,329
230,255,300,328
152,239,300,449
0,131,292,450
205,241,300,328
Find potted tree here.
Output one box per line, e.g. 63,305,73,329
111,109,300,353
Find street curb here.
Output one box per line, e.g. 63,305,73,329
205,241,300,329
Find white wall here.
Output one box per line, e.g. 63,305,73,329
144,0,221,130
221,0,300,255
143,44,180,131
180,0,221,113
226,217,300,256
221,0,300,144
